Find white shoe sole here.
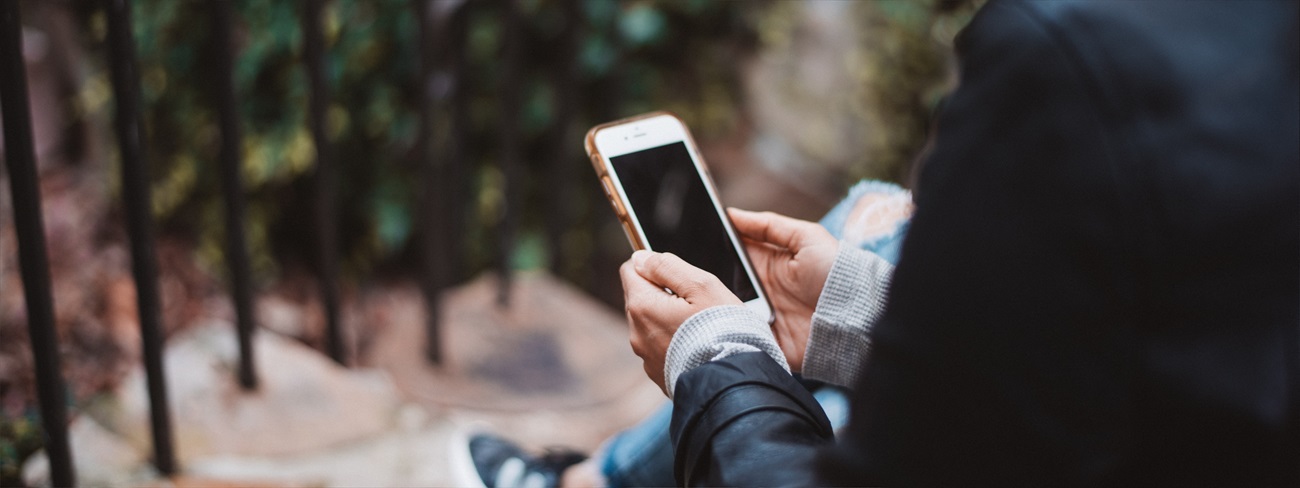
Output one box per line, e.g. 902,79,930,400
447,425,490,488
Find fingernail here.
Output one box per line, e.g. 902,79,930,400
632,250,650,271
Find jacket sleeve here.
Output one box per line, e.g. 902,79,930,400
670,352,833,487
663,305,789,398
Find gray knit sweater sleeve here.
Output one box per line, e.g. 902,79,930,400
660,246,892,396
801,245,894,388
663,305,789,398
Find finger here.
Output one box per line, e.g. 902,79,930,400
728,208,823,250
632,250,721,299
621,258,671,303
740,236,784,259
738,236,778,274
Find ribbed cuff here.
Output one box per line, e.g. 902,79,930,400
802,246,893,388
664,305,789,398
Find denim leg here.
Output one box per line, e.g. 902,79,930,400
819,179,910,265
813,386,851,430
600,403,677,488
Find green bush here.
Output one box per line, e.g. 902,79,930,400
0,413,42,488
70,0,763,286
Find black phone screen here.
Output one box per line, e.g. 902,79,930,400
610,141,759,301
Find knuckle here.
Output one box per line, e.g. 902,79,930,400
647,253,670,273
676,277,709,297
689,277,712,292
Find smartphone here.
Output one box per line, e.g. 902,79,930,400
585,112,773,322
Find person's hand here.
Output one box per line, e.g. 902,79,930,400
621,250,742,393
728,208,839,372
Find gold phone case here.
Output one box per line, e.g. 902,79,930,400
585,111,724,252
586,111,773,321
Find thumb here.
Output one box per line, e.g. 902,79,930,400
621,258,670,301
632,250,721,299
728,208,821,251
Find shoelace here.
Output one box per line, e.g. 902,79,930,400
493,457,549,488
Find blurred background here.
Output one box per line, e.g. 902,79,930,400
1,0,978,485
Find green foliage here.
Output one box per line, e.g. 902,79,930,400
618,4,668,48
0,413,42,487
72,0,763,284
73,0,979,283
850,0,983,184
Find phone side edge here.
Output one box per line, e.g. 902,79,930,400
585,114,674,252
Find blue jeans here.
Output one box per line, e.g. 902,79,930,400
599,180,911,487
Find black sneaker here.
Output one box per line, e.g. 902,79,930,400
457,432,588,488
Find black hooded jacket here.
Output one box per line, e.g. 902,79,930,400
670,1,1300,485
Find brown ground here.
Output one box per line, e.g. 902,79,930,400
360,272,666,453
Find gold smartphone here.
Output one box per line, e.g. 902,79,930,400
585,111,773,321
